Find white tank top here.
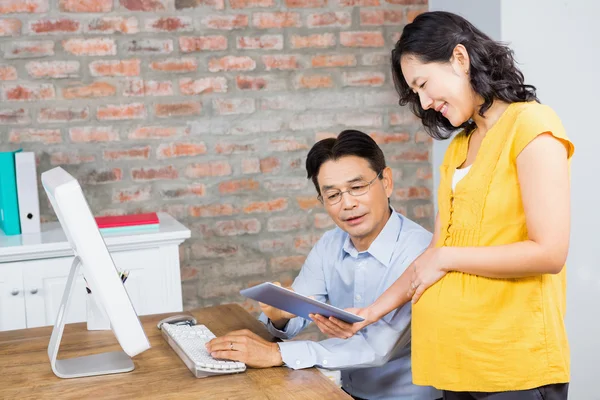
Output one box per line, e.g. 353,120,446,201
452,165,472,191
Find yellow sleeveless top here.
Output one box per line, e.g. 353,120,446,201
412,102,575,392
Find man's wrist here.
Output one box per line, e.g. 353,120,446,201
271,342,284,366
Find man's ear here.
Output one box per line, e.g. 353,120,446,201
382,167,394,198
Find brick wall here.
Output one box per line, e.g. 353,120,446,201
0,0,432,315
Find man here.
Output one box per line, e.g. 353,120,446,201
206,130,441,400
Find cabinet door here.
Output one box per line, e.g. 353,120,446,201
22,257,87,328
0,264,26,331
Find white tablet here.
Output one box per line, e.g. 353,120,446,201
240,282,365,324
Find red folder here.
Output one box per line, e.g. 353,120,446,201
95,212,159,229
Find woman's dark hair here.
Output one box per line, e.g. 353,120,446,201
391,11,539,139
306,130,386,195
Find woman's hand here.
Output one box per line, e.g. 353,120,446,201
309,307,377,339
409,247,449,304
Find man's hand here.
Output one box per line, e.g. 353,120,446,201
259,282,296,329
309,307,376,339
205,329,283,368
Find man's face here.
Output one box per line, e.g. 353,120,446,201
317,156,393,245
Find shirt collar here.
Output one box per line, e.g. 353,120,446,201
342,210,402,268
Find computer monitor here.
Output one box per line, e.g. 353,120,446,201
41,166,151,379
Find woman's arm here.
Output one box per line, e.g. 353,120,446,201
410,133,571,302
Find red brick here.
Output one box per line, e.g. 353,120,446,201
314,213,334,229
264,178,308,192
4,41,53,59
311,54,356,68
113,186,151,203
60,0,112,12
185,161,232,177
157,142,207,159
83,168,123,185
129,126,179,139
389,110,418,125
413,204,434,219
2,84,55,101
269,137,309,152
262,55,299,70
338,0,379,5
63,81,116,99
26,61,79,79
0,0,48,13
63,38,116,56
293,234,321,253
132,165,178,181
241,158,259,174
360,10,403,25
253,13,301,29
119,0,167,11
415,130,432,143
229,0,273,9
215,142,255,154
0,18,21,35
336,112,382,127
258,238,288,252
103,146,150,161
340,31,385,47
145,17,193,32
0,108,29,124
189,204,238,218
0,65,17,80
406,7,427,23
179,36,227,52
50,152,95,165
154,102,202,118
219,179,259,195
290,33,335,49
38,107,89,123
125,38,173,54
86,17,139,34
30,18,80,34
236,75,285,91
369,131,410,144
97,103,146,121
294,74,333,89
386,0,424,3
307,12,351,28
150,58,197,73
342,71,384,87
161,184,206,199
214,219,260,236
208,56,255,72
123,79,173,97
70,127,119,143
361,53,388,66
390,150,429,162
315,131,337,141
395,186,431,200
201,15,248,30
416,167,432,180
259,156,281,173
9,129,61,144
244,198,287,214
89,60,140,77
268,216,306,232
213,98,255,115
285,0,325,6
237,35,283,50
175,0,224,9
180,77,227,95
296,196,321,210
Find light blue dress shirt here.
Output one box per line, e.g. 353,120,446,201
259,211,442,400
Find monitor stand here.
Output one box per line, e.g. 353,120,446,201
47,256,134,378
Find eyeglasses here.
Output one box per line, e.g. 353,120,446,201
318,171,383,206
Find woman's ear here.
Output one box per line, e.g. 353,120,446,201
451,44,470,75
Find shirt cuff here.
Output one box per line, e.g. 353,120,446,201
266,318,291,339
278,341,316,370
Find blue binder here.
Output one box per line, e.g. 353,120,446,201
0,149,22,235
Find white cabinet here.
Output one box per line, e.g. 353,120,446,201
0,212,190,331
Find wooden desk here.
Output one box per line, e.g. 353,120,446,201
0,304,351,399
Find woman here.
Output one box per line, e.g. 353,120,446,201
311,11,574,399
